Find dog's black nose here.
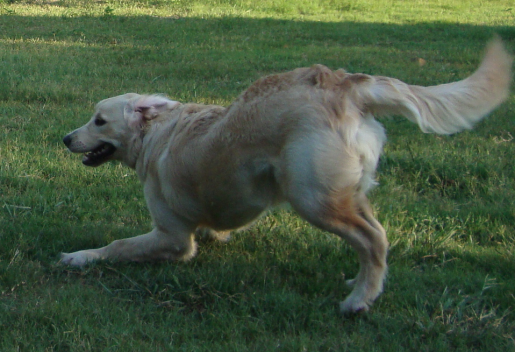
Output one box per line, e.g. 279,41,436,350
63,135,72,147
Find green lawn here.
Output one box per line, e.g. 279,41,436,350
1,0,514,350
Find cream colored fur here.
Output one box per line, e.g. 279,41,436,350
62,39,511,313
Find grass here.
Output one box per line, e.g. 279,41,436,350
1,0,514,350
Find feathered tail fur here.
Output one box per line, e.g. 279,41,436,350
356,37,512,134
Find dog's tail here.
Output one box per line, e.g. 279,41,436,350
354,37,512,134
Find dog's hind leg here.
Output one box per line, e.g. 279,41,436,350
290,188,388,313
345,193,387,288
283,133,388,313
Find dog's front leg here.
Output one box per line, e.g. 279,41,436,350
60,225,197,267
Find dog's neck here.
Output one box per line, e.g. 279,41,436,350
122,134,144,170
129,114,183,177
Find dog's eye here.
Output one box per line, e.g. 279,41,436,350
94,117,107,126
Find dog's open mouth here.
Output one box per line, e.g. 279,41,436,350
82,143,116,166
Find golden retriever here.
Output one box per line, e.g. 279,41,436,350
62,39,511,313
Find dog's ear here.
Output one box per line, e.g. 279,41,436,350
126,95,179,130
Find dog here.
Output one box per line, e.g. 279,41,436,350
62,39,511,313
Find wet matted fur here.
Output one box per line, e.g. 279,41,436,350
62,39,511,313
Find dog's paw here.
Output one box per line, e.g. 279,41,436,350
195,228,231,243
59,250,98,267
339,298,370,315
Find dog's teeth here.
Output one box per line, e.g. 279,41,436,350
81,143,115,166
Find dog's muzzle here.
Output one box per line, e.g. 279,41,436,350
63,133,117,167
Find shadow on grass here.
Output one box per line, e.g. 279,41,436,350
1,14,514,105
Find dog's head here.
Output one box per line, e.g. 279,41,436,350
63,93,179,167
